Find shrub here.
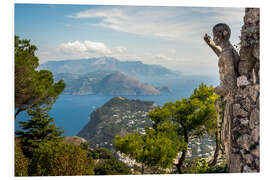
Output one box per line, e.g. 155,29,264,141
15,138,29,176
29,140,94,176
94,159,131,175
88,147,115,160
195,158,228,173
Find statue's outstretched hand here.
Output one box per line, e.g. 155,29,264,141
204,33,211,45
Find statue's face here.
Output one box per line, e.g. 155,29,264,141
213,31,223,46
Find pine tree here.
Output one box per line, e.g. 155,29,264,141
15,35,65,118
114,121,187,174
15,108,64,158
148,84,218,173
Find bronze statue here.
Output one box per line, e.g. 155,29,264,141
204,23,239,96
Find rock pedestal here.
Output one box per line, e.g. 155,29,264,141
220,8,260,173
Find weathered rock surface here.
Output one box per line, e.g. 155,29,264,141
219,8,260,173
237,75,250,87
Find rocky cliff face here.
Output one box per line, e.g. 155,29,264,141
220,8,260,173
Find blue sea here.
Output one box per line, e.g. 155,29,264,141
15,76,218,136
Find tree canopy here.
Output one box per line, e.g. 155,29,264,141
94,159,132,175
148,84,218,173
115,84,218,174
15,36,65,118
15,108,64,158
114,121,187,174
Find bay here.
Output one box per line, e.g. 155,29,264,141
15,76,218,136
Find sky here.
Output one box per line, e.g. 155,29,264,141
15,4,245,76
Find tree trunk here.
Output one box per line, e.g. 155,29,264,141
176,132,188,174
209,131,219,166
176,149,187,174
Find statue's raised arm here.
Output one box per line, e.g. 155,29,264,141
203,33,222,57
204,23,239,97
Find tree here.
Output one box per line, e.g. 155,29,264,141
148,84,218,173
88,147,115,160
15,108,64,158
114,121,186,174
29,140,94,176
15,36,65,118
94,159,132,175
190,84,220,166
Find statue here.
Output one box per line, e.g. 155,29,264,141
204,23,239,97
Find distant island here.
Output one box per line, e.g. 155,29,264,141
77,96,156,149
39,57,176,95
54,71,168,95
39,56,179,80
77,96,215,159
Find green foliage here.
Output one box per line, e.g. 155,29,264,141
195,158,228,173
196,158,210,173
114,84,218,174
87,147,131,175
148,84,218,173
114,121,186,173
15,35,65,117
88,147,115,160
149,84,218,139
15,138,29,176
29,140,94,176
16,108,64,157
94,159,132,175
182,158,228,174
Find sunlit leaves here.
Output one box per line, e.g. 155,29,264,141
114,121,186,172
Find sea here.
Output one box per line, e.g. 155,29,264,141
15,76,219,136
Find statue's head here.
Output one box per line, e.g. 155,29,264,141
212,23,231,45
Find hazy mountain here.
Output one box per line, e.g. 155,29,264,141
54,71,161,95
95,72,160,95
39,56,179,81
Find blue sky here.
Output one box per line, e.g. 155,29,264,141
15,4,244,76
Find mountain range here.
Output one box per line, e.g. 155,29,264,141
54,71,163,95
40,57,177,95
39,56,179,81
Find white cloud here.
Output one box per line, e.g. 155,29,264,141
58,40,112,56
115,46,127,53
59,41,87,55
37,40,129,63
168,49,176,54
84,40,112,54
68,6,244,42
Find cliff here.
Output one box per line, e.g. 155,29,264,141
77,97,156,149
220,8,260,172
